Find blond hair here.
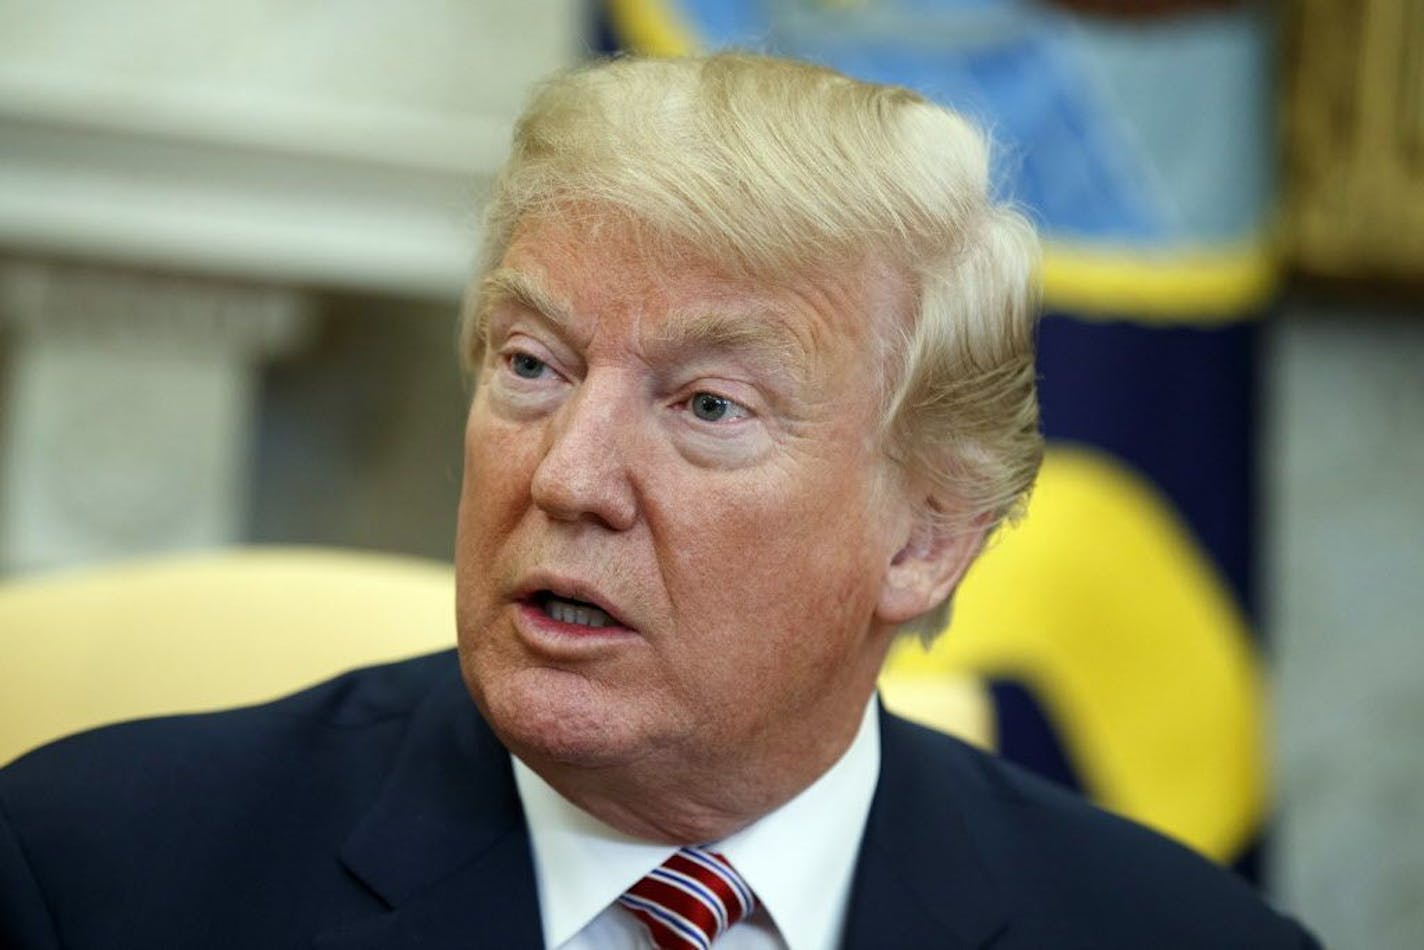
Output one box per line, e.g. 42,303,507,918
462,53,1042,633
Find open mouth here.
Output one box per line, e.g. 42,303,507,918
530,590,620,630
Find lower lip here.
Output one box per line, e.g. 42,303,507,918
514,601,638,652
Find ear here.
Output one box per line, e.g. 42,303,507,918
876,508,989,626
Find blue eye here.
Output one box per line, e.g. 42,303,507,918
510,353,546,379
690,392,732,422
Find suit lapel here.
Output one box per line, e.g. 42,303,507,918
310,678,1016,948
316,670,543,949
840,706,1012,949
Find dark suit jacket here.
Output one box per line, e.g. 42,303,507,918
0,650,1318,948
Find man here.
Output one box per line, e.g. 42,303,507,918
0,53,1317,948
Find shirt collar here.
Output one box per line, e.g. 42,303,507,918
513,697,881,950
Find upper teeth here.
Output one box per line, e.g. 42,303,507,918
546,596,610,628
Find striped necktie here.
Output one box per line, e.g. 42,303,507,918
617,846,758,949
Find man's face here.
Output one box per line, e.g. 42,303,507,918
455,211,914,781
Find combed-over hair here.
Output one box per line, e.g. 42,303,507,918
460,52,1042,637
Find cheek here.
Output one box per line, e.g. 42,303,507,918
459,401,537,535
660,466,887,647
456,403,544,623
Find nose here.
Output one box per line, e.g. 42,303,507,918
529,376,639,531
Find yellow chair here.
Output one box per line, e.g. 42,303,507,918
3,510,1265,870
0,546,455,766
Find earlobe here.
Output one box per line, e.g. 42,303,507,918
876,512,988,626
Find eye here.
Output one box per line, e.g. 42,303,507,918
509,352,548,379
688,392,747,423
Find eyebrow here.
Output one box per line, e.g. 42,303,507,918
477,268,576,340
650,308,809,383
477,266,809,383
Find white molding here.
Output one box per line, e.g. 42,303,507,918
0,2,580,299
0,80,491,300
0,260,311,573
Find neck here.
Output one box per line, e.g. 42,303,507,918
522,688,876,844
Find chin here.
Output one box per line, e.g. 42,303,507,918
466,662,653,769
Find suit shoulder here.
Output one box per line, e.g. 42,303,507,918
881,714,1319,948
0,652,471,947
0,649,458,822
257,646,460,725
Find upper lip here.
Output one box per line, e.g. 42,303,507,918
511,571,634,630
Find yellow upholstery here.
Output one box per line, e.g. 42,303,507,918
876,672,996,751
0,543,997,773
0,547,455,766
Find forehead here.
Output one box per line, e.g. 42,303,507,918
483,211,908,370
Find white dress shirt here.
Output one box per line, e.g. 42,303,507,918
512,697,881,950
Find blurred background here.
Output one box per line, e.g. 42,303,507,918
0,1,1419,946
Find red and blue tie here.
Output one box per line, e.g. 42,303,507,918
617,846,758,949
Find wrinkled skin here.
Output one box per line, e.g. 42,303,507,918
455,212,975,841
